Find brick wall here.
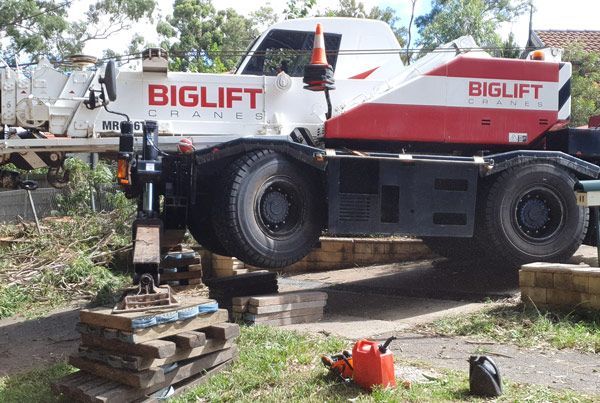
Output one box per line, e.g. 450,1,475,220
520,262,600,310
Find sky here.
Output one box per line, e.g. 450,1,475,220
73,0,600,57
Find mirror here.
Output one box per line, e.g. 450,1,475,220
99,60,117,102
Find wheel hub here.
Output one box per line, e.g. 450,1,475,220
260,187,290,228
519,197,550,231
514,188,563,240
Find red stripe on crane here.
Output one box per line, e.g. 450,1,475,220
425,56,559,82
325,103,558,145
349,67,379,79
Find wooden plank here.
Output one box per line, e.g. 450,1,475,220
140,360,233,403
244,306,323,322
167,331,206,349
69,355,165,389
231,296,251,306
80,332,176,359
79,310,229,344
248,300,326,315
187,264,203,272
79,295,215,332
78,339,233,371
248,291,328,306
133,226,161,265
97,347,238,402
160,270,203,281
232,305,246,313
127,310,229,344
202,323,240,340
253,313,323,326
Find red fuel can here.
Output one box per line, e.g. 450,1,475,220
352,337,396,390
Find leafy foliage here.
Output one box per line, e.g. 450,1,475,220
416,0,528,50
563,43,600,127
323,0,407,47
283,0,317,19
157,0,257,73
0,0,156,64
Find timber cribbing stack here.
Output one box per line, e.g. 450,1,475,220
52,295,238,402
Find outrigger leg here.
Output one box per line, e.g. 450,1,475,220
113,120,179,313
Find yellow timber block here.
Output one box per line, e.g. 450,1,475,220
353,242,374,254
579,294,600,310
589,276,600,295
573,274,589,293
521,287,547,305
306,251,344,263
389,240,420,255
553,272,574,291
547,289,580,307
519,270,535,288
319,239,353,253
188,264,203,272
282,260,309,272
534,272,554,288
521,262,582,273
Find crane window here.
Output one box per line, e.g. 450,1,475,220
241,29,341,77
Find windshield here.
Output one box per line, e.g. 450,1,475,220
241,29,341,77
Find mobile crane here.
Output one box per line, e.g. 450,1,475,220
2,18,600,293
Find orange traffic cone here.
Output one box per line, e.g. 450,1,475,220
310,23,329,66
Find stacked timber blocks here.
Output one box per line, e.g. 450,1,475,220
212,254,247,277
53,296,239,402
206,271,278,316
520,262,600,310
233,291,327,326
160,250,203,290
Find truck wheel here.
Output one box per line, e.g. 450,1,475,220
421,237,482,260
188,211,230,256
483,164,588,267
213,150,323,268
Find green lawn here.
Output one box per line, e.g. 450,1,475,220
1,325,595,402
420,302,600,353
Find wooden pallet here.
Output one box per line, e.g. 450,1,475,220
54,355,236,403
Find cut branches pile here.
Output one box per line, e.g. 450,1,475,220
0,211,133,318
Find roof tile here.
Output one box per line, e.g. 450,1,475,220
535,30,600,52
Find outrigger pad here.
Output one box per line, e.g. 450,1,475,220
113,274,179,313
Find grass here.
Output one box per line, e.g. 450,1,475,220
420,302,600,353
0,325,594,402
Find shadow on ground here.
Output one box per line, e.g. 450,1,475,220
0,308,80,376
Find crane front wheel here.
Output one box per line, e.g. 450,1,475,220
213,150,323,268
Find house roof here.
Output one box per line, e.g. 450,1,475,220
531,30,600,52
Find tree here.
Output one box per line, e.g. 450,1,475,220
0,0,156,64
323,0,407,47
157,0,257,73
250,5,279,31
283,0,316,19
563,44,600,127
499,32,520,58
416,0,528,50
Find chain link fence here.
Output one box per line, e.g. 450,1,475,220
0,183,120,223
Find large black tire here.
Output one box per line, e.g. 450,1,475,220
188,185,230,256
421,236,482,260
482,163,588,267
212,150,323,268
